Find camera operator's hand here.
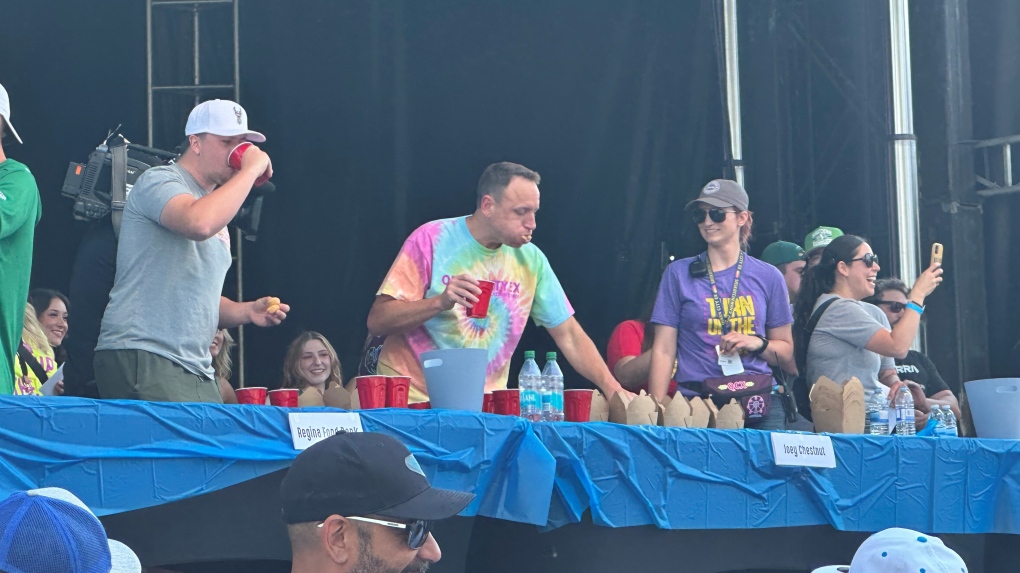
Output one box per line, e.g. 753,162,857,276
438,274,481,311
240,145,273,181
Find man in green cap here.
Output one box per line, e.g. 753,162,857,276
760,241,807,306
803,226,844,268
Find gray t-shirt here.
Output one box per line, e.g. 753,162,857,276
805,294,895,392
97,163,231,379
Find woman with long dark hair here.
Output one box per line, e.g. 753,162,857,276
793,235,942,404
648,180,796,429
26,289,69,366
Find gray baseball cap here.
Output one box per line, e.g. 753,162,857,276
684,179,749,211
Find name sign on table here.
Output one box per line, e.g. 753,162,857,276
770,432,836,469
288,412,363,450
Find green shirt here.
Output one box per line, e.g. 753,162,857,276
0,158,42,394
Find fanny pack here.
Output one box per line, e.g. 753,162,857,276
700,373,775,425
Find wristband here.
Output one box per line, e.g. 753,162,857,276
750,334,769,356
906,301,924,315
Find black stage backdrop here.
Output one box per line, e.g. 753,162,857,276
8,1,1017,390
4,1,725,389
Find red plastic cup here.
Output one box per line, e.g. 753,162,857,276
268,388,299,408
483,392,495,414
408,401,431,410
235,386,267,405
228,142,271,186
356,376,388,409
467,280,496,319
386,376,411,408
492,389,520,416
564,390,594,422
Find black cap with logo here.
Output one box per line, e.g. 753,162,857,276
280,432,475,524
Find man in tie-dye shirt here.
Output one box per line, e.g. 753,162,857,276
367,162,628,402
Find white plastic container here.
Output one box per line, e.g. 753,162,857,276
964,378,1020,439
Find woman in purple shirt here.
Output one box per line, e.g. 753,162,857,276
647,180,796,430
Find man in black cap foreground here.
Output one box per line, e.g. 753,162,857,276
280,432,475,573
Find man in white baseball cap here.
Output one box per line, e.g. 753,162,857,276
0,487,141,573
95,99,289,402
0,81,42,395
812,527,968,573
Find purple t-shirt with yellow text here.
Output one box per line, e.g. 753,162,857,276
650,254,792,388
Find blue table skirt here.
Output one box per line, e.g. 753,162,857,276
1,396,1018,534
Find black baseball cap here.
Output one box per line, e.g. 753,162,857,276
280,432,475,524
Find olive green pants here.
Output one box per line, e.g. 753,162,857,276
95,349,223,403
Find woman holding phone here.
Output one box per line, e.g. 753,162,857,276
793,235,943,426
647,180,796,429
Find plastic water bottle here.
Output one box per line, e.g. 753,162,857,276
541,352,565,422
942,405,958,437
863,390,875,434
895,386,915,436
870,391,890,435
518,351,543,422
931,406,947,436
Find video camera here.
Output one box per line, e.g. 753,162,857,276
61,129,272,241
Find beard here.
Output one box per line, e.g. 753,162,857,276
349,526,430,573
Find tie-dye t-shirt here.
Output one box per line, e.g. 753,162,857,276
376,216,573,396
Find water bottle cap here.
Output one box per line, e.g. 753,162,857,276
546,352,557,361
524,350,535,359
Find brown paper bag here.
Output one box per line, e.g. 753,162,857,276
297,388,325,408
841,377,866,434
717,399,745,429
663,394,693,427
705,397,743,429
608,391,634,424
590,391,609,422
689,396,711,428
323,385,353,410
810,376,844,433
626,394,661,426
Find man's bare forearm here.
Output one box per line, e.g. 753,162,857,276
367,296,447,336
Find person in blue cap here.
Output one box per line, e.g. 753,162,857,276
0,487,141,573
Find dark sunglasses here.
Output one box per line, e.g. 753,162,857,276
849,253,879,268
691,208,735,225
876,301,906,313
341,516,433,550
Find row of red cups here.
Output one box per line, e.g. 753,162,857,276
235,387,298,406
237,380,593,421
354,375,411,409
480,389,594,421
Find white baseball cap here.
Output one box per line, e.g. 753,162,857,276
812,528,967,573
185,99,265,142
0,82,24,144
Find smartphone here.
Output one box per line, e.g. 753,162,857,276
931,243,944,266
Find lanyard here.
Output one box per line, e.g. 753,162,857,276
705,250,745,335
